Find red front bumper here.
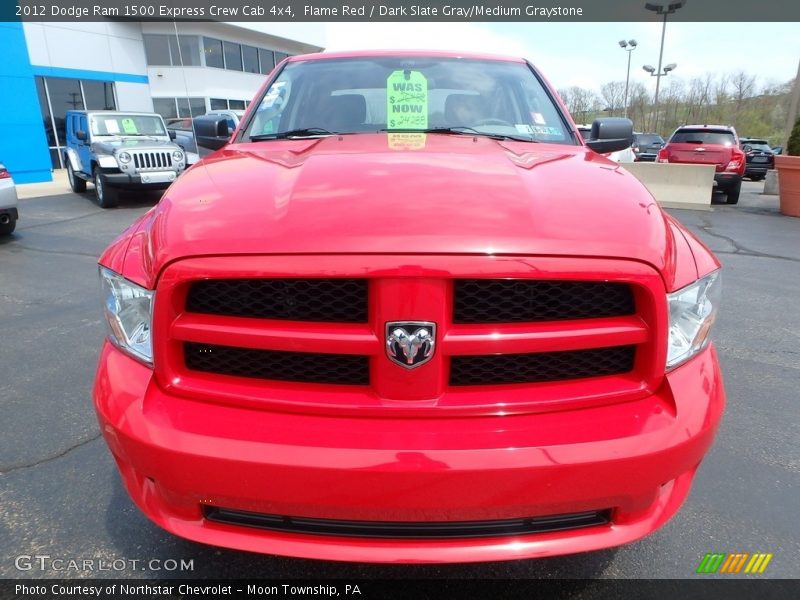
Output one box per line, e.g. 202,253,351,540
94,341,724,564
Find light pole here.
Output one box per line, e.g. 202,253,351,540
618,39,637,118
643,63,677,132
644,1,686,133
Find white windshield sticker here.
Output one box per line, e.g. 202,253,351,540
105,121,120,134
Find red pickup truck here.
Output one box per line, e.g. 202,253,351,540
94,51,724,563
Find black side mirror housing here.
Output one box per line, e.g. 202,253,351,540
194,116,231,151
168,129,177,140
584,118,634,154
76,130,87,142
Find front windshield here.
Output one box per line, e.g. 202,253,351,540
244,56,572,144
90,114,167,137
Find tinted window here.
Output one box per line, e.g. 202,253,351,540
671,129,735,146
635,134,663,145
153,98,178,119
242,45,260,73
259,49,275,74
35,76,56,146
46,77,84,146
245,56,570,144
229,100,246,110
210,98,228,110
274,52,289,66
742,141,771,152
204,37,224,69
144,34,170,66
82,81,116,110
223,41,243,71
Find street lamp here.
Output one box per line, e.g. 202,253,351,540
619,39,638,118
644,1,686,132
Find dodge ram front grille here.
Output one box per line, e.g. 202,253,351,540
454,280,635,323
187,278,368,322
184,342,370,385
203,506,611,539
157,256,663,414
133,151,173,171
450,346,636,386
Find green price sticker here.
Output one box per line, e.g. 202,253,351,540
121,118,138,134
386,70,428,130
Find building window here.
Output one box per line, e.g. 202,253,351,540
145,34,200,66
274,52,289,66
242,45,260,74
258,49,275,74
228,100,246,110
153,97,207,120
83,81,116,110
144,34,170,66
210,98,228,110
203,37,224,69
223,41,243,71
35,76,116,169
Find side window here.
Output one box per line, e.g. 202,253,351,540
79,116,88,139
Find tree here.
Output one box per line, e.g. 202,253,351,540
600,81,626,117
788,116,800,156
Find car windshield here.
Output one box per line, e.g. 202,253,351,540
243,56,572,144
671,129,735,146
90,114,167,137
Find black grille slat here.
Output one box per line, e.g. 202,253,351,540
454,280,635,323
186,279,368,323
450,346,636,386
203,506,611,539
185,342,369,385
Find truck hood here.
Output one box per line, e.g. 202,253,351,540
125,133,674,282
92,138,176,154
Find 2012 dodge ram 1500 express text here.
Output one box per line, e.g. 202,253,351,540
94,51,724,563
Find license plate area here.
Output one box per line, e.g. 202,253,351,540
141,171,176,184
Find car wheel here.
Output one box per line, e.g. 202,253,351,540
726,180,741,205
67,162,87,193
94,170,118,209
0,217,15,236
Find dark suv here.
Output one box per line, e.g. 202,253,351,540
739,138,775,181
658,125,745,204
632,132,664,161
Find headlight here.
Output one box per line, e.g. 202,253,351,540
118,151,132,164
99,267,154,365
667,270,721,369
172,150,184,162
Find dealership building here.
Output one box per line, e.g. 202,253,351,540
1,21,324,183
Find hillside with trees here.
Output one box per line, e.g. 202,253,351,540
559,71,795,144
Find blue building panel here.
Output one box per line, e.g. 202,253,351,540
0,21,52,183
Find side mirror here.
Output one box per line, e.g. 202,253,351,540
772,146,783,155
584,118,634,154
168,129,177,140
742,144,752,153
76,130,87,142
193,116,231,151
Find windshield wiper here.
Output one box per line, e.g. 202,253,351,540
250,127,337,141
378,127,539,143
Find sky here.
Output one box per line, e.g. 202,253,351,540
257,21,800,93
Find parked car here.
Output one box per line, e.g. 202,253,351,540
94,51,725,564
739,138,775,181
658,124,745,204
63,110,190,208
578,124,635,162
632,132,665,161
0,162,19,236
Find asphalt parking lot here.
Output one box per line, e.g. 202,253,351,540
1,180,798,580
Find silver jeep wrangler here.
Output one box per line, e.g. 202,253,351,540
64,111,192,208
